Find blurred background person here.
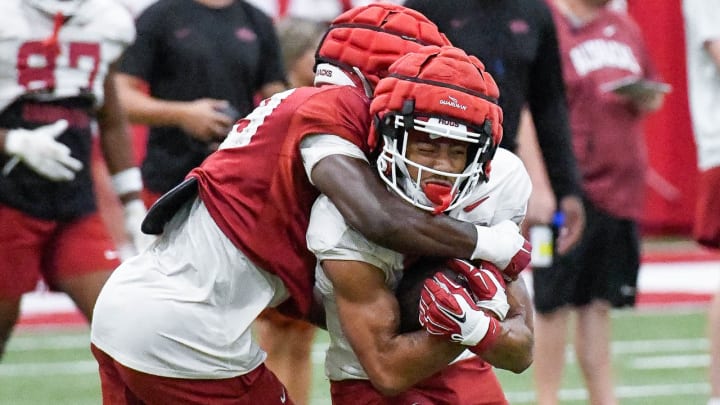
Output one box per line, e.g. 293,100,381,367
245,0,405,23
252,16,325,405
405,0,585,256
533,1,667,404
0,0,147,358
118,0,157,17
115,0,287,207
682,1,720,404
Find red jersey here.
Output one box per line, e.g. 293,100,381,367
189,85,372,317
550,5,660,219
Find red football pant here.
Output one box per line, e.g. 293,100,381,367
92,344,294,405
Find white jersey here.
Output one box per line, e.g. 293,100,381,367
683,0,720,170
91,199,290,378
0,0,135,111
307,148,532,381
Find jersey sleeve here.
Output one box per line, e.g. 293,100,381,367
291,86,373,153
528,1,582,200
118,2,162,80
248,5,287,88
300,134,369,184
307,195,404,283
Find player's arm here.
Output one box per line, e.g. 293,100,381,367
476,279,533,373
323,259,465,396
114,73,233,142
312,154,528,276
97,64,153,253
98,64,142,203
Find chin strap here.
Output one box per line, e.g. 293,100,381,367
352,66,374,98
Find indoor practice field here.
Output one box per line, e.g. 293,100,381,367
0,261,720,405
2,238,718,405
0,297,713,404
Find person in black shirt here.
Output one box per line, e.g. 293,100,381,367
405,0,585,254
116,0,287,205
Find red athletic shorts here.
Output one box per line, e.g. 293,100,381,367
0,205,120,298
329,358,508,404
693,166,720,249
92,344,294,405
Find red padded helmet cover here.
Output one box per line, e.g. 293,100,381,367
316,4,451,88
369,45,504,150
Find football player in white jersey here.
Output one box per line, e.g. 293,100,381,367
0,0,149,359
307,46,533,404
89,4,531,404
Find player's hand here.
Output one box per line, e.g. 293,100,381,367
178,99,235,143
3,120,83,181
446,259,509,320
419,273,501,352
122,199,155,258
556,195,584,255
471,220,532,280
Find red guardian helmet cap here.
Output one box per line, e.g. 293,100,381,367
314,3,451,92
370,45,504,214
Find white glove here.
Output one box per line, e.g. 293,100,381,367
3,120,83,181
471,220,532,280
123,199,155,257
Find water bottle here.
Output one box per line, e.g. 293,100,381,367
529,212,565,268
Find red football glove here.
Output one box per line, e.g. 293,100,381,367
447,259,509,320
419,273,501,353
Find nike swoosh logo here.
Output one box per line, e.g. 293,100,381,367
440,306,467,323
463,195,490,212
280,388,286,403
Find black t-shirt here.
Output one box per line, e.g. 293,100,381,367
405,0,580,198
0,97,96,220
121,0,286,194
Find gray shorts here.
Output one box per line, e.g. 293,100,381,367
532,198,640,314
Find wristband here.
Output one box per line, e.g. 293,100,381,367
111,167,143,196
470,317,502,354
471,224,491,261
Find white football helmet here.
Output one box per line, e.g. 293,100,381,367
27,0,86,16
370,46,504,214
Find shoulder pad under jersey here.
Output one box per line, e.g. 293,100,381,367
71,0,136,47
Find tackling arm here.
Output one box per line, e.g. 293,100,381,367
313,154,477,259
323,258,466,396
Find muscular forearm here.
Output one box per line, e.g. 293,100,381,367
478,313,533,373
360,331,465,396
314,155,477,258
478,280,533,372
115,73,189,127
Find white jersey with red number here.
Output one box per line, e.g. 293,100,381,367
0,0,134,111
307,148,531,382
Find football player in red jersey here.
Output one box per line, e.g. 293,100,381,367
0,0,150,359
90,4,531,404
308,45,533,405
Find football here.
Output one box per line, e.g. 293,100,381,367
395,257,471,333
